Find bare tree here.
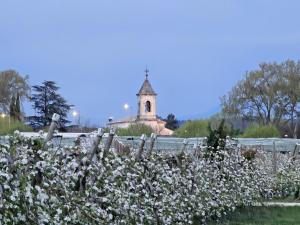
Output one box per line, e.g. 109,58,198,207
221,60,300,137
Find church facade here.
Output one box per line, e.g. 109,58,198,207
107,70,174,136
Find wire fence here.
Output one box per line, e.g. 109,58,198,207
1,134,300,153
117,136,300,153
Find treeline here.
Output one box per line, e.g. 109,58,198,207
170,60,300,138
0,70,72,134
222,60,300,138
94,59,300,138
169,60,300,138
172,119,280,138
2,59,300,138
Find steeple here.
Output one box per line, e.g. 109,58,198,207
137,69,157,96
137,69,157,120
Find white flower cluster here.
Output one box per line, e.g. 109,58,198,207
0,134,299,224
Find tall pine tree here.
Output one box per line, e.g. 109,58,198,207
28,81,72,129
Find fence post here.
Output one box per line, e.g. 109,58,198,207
89,128,104,161
192,143,198,157
272,141,277,174
44,113,60,149
148,133,157,157
291,143,300,162
103,129,115,158
181,138,188,153
136,134,147,160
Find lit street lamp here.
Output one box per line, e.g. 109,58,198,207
123,103,132,119
0,113,10,129
72,110,80,126
72,111,78,117
123,103,130,111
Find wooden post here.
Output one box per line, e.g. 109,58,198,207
272,141,277,174
181,138,188,153
75,128,104,191
89,128,104,162
136,134,147,160
103,129,115,157
225,136,229,148
291,144,300,162
44,113,60,149
202,137,207,149
192,143,198,157
148,133,157,156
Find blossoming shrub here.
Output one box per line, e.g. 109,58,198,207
0,133,299,224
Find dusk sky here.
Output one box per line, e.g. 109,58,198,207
1,0,300,126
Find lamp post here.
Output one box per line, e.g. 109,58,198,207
123,103,132,119
71,110,82,132
123,103,130,111
72,110,80,126
1,113,10,129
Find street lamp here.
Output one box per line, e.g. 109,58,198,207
72,110,80,126
123,103,130,111
0,113,10,129
123,103,132,119
71,110,82,132
72,111,78,118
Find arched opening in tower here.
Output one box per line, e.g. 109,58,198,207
145,101,151,112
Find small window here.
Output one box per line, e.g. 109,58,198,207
145,101,151,112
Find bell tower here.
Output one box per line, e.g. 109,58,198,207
137,69,157,120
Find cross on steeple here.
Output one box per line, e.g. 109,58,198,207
145,68,149,78
137,67,156,96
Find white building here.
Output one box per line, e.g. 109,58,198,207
107,70,174,136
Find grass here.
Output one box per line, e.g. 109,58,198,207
270,195,300,203
0,118,32,135
194,206,300,225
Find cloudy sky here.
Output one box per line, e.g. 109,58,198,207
1,0,300,126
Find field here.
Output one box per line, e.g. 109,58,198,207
198,206,300,225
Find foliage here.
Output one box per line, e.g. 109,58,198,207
0,118,32,135
242,149,257,161
242,124,281,138
174,120,210,138
1,132,300,224
116,123,154,136
164,113,179,130
0,70,30,114
206,119,227,151
174,119,238,138
28,81,72,129
210,113,243,136
0,133,280,224
221,60,300,138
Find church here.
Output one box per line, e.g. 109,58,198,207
107,70,174,136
